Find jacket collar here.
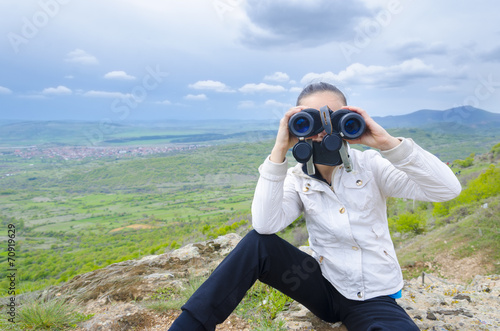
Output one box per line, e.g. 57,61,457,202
301,163,330,185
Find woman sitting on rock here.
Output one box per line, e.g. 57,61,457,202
170,82,461,331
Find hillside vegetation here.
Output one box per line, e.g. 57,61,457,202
394,146,500,280
0,130,499,298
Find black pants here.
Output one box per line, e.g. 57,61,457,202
169,230,419,331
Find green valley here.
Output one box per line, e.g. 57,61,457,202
0,117,499,302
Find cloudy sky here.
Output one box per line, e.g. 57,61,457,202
0,0,499,122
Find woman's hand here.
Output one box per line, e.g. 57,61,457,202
270,106,307,163
341,106,401,151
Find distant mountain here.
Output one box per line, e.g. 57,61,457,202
372,106,500,129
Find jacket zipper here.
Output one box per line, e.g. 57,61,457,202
383,250,398,268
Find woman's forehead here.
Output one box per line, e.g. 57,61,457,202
298,91,345,110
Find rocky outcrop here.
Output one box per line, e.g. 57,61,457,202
45,233,243,304
398,273,500,330
275,273,500,330
32,233,499,330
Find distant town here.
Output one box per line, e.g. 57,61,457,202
0,144,200,161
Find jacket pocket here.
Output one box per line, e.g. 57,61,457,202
297,182,322,215
382,248,399,271
340,172,374,210
372,223,385,238
342,171,372,189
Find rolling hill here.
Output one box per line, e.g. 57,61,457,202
372,106,500,129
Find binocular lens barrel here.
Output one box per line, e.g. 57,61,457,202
289,110,322,138
339,113,365,139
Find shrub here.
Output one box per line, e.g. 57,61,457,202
389,212,426,235
453,153,476,168
14,298,91,330
434,165,500,217
453,156,473,168
491,142,500,158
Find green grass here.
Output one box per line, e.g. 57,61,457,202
0,297,92,330
397,197,500,280
393,149,500,280
234,281,290,330
144,275,208,312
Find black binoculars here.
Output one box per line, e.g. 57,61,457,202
288,106,366,164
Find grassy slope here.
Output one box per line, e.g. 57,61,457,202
396,196,500,280
394,151,500,280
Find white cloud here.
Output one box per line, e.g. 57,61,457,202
389,40,448,60
429,85,458,93
301,59,442,88
188,80,234,92
42,85,72,95
264,99,291,108
104,71,136,80
0,86,13,95
65,49,98,65
238,100,255,109
289,87,302,93
184,94,207,100
83,90,132,98
155,99,172,105
264,72,290,82
239,83,286,93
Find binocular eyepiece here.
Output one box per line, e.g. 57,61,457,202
288,106,366,165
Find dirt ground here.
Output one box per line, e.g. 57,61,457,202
433,246,495,283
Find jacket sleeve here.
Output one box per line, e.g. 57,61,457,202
251,156,303,234
375,138,462,202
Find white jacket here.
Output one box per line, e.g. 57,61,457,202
251,138,461,301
